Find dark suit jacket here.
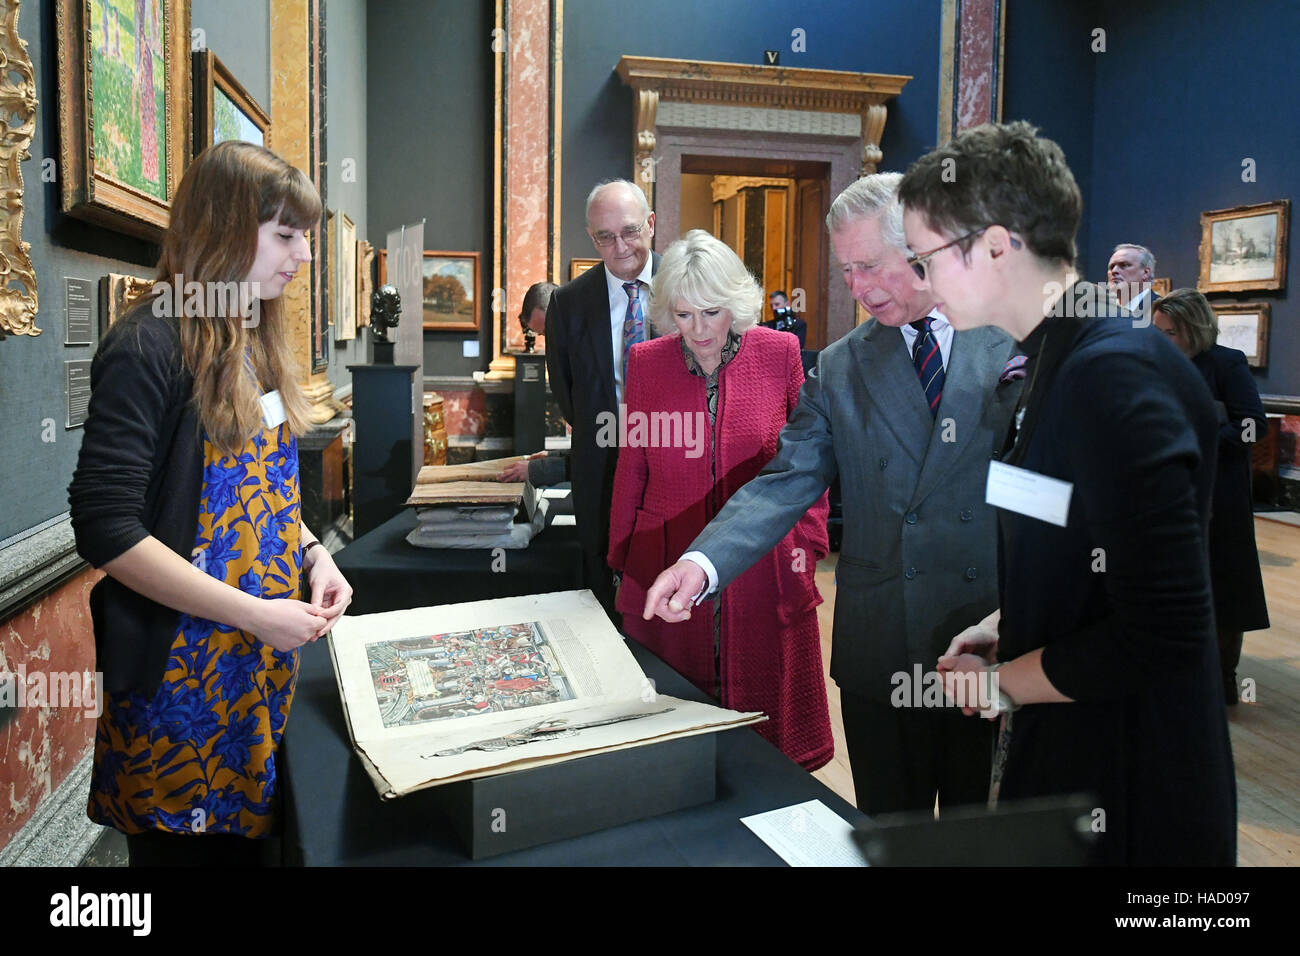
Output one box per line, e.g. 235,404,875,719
1193,344,1270,631
544,256,659,558
690,318,1020,697
997,309,1235,865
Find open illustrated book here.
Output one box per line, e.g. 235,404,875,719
328,590,765,798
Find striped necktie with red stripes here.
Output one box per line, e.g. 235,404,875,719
910,317,945,417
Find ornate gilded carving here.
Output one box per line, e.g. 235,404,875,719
99,272,155,333
616,56,910,179
861,103,888,174
0,0,39,338
632,88,658,209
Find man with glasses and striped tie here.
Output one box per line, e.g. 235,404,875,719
546,179,660,625
644,173,1021,818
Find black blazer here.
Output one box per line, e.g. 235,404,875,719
544,255,658,557
68,311,205,695
996,308,1235,865
1193,344,1270,631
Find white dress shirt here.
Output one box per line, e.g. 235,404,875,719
898,309,954,368
605,259,656,406
680,308,955,603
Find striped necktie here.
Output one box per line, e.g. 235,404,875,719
910,316,945,417
622,281,645,388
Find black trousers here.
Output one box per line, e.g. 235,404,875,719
1217,625,1244,703
840,691,995,817
126,831,267,867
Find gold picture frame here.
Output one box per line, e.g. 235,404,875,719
98,272,155,336
356,238,374,329
193,48,270,156
55,0,192,240
378,250,482,331
334,212,356,340
1198,200,1289,294
1214,302,1270,368
570,257,601,280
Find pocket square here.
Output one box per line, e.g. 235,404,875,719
999,354,1028,383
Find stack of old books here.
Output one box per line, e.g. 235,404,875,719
404,457,545,549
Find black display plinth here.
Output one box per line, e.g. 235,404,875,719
513,354,547,456
429,732,716,859
300,419,348,535
348,363,417,537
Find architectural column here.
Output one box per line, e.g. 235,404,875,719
939,0,1006,143
270,0,335,422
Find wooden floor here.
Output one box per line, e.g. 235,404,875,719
810,516,1300,866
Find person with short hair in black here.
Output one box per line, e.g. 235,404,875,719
899,121,1235,865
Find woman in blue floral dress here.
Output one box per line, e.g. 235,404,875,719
70,141,353,866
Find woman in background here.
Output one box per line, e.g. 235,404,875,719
1154,288,1270,703
608,230,832,770
69,141,352,866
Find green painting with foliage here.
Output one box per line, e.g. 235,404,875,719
89,0,167,201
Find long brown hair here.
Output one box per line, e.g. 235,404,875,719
128,140,321,456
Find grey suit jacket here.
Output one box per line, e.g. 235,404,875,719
690,319,1020,698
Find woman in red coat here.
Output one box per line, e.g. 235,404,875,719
608,230,833,770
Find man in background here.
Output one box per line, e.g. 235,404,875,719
544,180,659,622
1107,242,1160,320
764,289,807,347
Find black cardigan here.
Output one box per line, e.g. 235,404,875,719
68,310,205,696
996,305,1235,865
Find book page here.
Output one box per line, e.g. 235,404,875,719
329,590,764,796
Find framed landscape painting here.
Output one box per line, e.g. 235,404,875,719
193,49,270,155
56,0,192,240
1198,200,1290,293
1214,302,1270,368
421,252,480,331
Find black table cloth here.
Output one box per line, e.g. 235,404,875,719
332,492,584,615
280,637,866,865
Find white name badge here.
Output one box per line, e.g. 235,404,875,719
260,389,287,429
985,460,1073,527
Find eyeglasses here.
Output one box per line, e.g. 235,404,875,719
907,227,989,281
591,222,646,248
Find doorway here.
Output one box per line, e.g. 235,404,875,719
677,155,831,350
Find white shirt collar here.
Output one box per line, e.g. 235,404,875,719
605,257,655,302
899,309,955,368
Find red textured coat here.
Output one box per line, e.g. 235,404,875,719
608,326,833,770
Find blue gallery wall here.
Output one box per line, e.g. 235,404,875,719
366,0,493,378
559,0,943,270
1000,0,1098,276
1003,0,1298,396
1086,0,1299,396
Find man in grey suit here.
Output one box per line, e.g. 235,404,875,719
643,173,1021,816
